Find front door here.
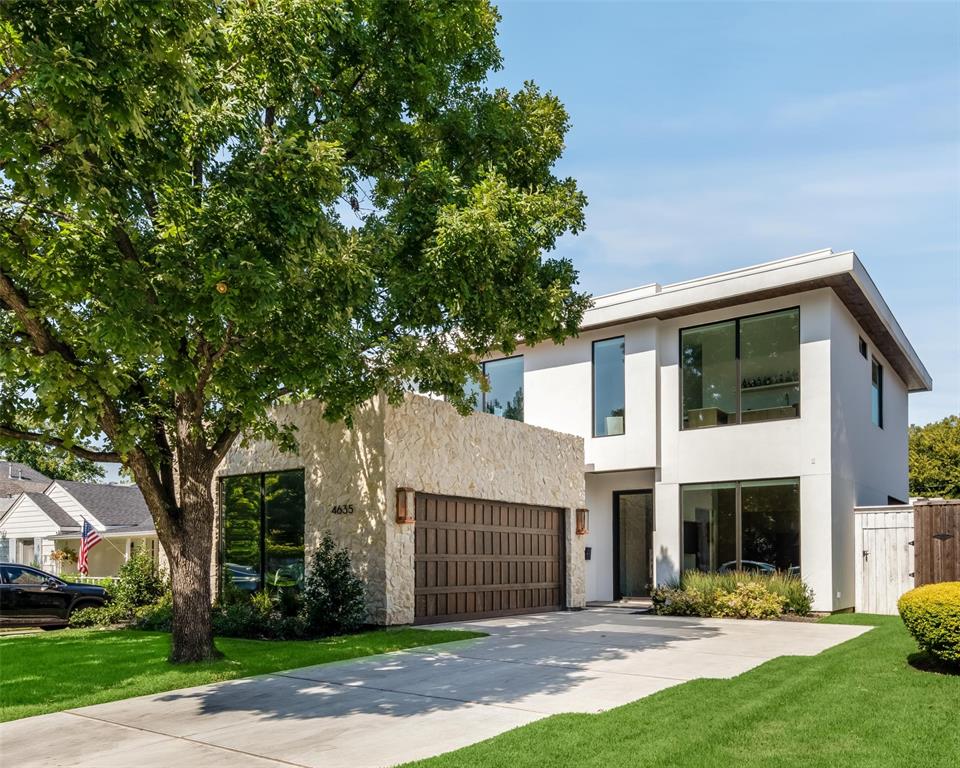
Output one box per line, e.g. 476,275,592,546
613,490,653,599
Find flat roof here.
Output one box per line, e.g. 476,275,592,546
583,249,932,392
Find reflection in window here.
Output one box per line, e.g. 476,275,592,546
680,308,800,429
221,470,305,592
871,358,883,428
466,356,524,421
594,337,625,436
681,478,801,575
740,479,800,573
681,483,737,573
740,309,800,423
681,321,736,429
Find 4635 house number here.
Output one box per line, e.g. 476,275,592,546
329,504,355,515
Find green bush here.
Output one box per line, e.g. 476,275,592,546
301,534,366,635
69,552,167,628
714,582,787,619
651,585,717,617
898,582,960,667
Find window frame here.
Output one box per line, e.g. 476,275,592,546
592,335,626,438
218,468,306,592
871,357,884,428
679,306,801,431
474,354,524,421
679,476,801,574
858,336,868,359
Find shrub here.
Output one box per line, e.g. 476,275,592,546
714,582,787,619
69,552,167,628
651,585,717,617
898,582,960,667
301,534,366,635
112,552,166,608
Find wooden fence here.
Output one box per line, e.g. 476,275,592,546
914,500,960,586
855,505,914,615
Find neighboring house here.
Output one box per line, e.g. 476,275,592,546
214,248,931,622
0,480,159,577
0,461,52,516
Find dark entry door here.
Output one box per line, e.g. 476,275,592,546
613,490,654,599
414,493,565,624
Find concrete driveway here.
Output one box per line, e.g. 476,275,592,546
1,609,869,768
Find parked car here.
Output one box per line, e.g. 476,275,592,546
718,560,777,574
0,563,110,628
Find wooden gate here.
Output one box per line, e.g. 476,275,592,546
914,500,960,586
855,505,914,615
414,493,565,624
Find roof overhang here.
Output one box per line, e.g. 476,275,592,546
582,249,932,392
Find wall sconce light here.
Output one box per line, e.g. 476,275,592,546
396,487,416,524
576,508,589,535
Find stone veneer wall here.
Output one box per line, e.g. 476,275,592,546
214,393,586,625
214,398,390,623
383,393,586,624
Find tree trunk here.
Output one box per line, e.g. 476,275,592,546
165,461,221,663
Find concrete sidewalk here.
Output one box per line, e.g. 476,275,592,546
0,610,870,768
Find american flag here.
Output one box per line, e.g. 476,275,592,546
77,519,102,575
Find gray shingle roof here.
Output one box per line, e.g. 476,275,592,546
0,461,51,497
56,480,153,528
23,492,79,529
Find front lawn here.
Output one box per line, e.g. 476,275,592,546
405,615,959,768
0,627,482,722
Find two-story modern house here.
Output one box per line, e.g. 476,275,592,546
472,248,931,613
213,247,930,623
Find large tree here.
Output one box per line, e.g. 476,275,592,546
909,415,960,500
0,1,588,660
0,438,105,482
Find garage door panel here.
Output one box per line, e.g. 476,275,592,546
414,493,565,624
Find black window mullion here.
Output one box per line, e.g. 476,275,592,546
259,473,267,591
735,481,742,569
735,318,742,424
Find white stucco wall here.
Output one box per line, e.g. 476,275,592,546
216,394,586,625
829,294,910,610
655,289,837,611
521,320,658,472
583,469,656,601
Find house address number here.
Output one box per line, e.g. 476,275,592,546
329,504,355,515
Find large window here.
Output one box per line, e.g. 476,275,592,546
221,469,305,592
467,356,524,421
594,337,625,436
681,478,800,574
871,357,883,428
681,307,800,429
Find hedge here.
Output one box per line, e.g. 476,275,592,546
897,581,960,666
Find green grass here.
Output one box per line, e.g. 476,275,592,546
404,615,960,768
0,627,482,722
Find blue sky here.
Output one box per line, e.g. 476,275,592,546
489,1,960,424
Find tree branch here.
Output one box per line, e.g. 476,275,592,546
0,267,81,364
0,425,121,462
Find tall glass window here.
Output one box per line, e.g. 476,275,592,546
681,478,801,574
466,356,524,421
871,358,883,428
740,479,801,573
221,469,305,592
681,321,737,429
593,337,625,436
740,309,800,423
680,307,800,429
681,483,737,572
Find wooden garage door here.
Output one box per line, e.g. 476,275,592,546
414,493,565,624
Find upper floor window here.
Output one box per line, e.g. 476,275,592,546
467,356,524,421
681,307,800,429
593,337,625,436
871,357,883,428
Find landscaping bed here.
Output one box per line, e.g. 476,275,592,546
0,626,483,722
652,570,813,619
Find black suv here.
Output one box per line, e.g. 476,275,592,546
0,563,110,627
